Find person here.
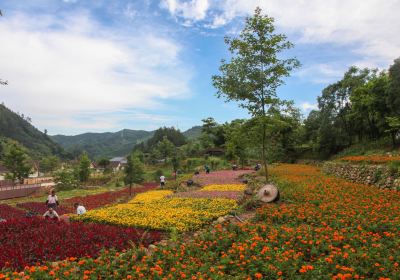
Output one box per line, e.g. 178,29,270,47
204,165,210,174
74,202,86,215
254,163,261,171
46,189,59,209
232,164,238,171
160,174,166,187
43,208,60,221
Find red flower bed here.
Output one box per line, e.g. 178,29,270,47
194,170,253,186
0,217,162,270
64,185,158,211
17,185,158,215
174,190,243,200
0,204,26,220
16,202,70,215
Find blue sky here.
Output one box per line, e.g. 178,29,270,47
0,0,399,135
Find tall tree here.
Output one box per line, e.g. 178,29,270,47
78,152,91,182
124,153,145,196
3,142,32,182
212,7,300,180
156,136,175,162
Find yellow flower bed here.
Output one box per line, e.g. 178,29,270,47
128,190,173,203
200,184,246,192
78,198,237,232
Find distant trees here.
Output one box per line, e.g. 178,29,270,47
212,7,300,180
40,156,60,174
3,142,32,182
124,152,145,196
78,152,91,182
304,57,400,157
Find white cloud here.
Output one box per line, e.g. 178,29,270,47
0,11,191,134
161,0,400,66
162,0,210,21
296,63,345,84
300,102,318,113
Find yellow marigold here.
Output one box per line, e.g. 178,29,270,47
200,184,246,192
78,197,237,232
129,190,173,203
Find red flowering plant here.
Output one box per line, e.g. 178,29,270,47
17,184,158,215
0,204,26,220
0,217,162,270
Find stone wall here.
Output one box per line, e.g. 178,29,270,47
322,162,400,190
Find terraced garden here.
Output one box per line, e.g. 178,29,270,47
0,166,399,279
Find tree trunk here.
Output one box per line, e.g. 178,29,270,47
391,132,396,149
262,121,268,182
129,183,132,197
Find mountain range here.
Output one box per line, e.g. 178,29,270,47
0,103,202,159
51,126,202,159
0,103,67,159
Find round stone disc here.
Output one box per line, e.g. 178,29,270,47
257,184,279,203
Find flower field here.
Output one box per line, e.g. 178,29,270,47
174,190,243,200
129,190,173,203
2,165,399,279
0,217,161,270
338,155,400,164
16,185,157,215
194,170,252,185
0,204,26,220
16,202,70,215
200,184,246,192
77,197,237,232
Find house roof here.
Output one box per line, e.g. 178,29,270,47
109,161,121,168
110,157,127,164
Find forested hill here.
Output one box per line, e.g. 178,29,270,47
52,126,202,159
182,126,202,139
0,103,67,158
51,129,154,159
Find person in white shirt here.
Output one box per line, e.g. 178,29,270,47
74,203,86,215
160,175,166,187
43,208,60,221
46,190,59,209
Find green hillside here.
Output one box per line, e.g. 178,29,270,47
182,125,202,139
0,103,67,159
52,126,202,159
51,129,154,159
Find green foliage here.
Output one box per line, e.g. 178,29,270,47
3,141,32,182
156,136,175,161
124,153,145,186
54,169,80,191
40,156,60,174
388,161,400,176
304,57,400,159
0,103,67,159
212,7,300,179
78,152,91,182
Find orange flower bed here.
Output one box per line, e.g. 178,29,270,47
338,155,400,163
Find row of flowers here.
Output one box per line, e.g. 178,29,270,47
0,217,162,270
128,190,173,203
2,164,399,279
194,170,252,185
200,184,246,192
338,155,400,163
0,204,26,220
76,196,238,232
16,184,158,215
174,190,243,200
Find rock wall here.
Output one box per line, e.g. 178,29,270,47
322,162,400,190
